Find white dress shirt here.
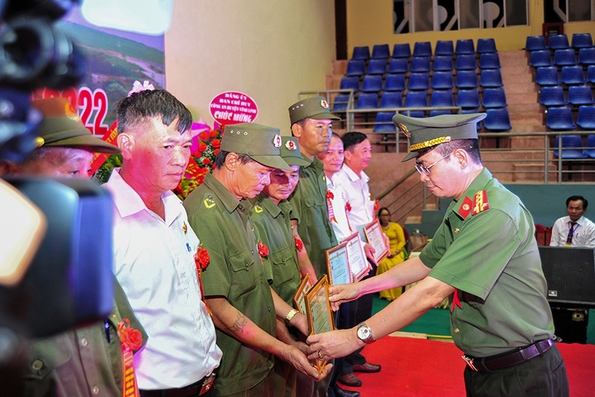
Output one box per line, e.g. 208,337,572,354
549,215,595,248
105,169,221,389
326,173,353,242
335,164,375,238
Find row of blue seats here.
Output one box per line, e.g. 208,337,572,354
529,48,595,67
341,69,504,92
535,65,595,86
352,38,498,60
333,88,508,112
346,53,500,76
372,107,511,132
540,85,595,107
546,105,595,131
526,33,593,52
554,134,595,159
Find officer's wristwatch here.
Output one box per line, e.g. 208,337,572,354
356,322,375,344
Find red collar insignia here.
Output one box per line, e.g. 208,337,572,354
457,196,474,219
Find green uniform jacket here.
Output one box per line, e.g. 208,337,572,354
249,194,301,305
184,173,275,396
419,168,554,357
287,156,337,277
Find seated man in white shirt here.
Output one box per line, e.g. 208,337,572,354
549,195,595,248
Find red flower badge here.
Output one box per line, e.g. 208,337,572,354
195,244,210,271
294,236,304,251
117,318,143,351
345,202,352,213
258,240,269,257
326,191,334,200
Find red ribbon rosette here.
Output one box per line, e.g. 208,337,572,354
117,318,142,351
258,240,269,257
195,244,210,271
294,236,304,251
345,202,352,213
326,190,334,200
117,318,142,397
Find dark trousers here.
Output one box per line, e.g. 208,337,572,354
464,344,569,397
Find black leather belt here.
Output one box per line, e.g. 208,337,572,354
140,373,215,397
462,339,554,372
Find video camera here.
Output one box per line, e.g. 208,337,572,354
0,0,113,342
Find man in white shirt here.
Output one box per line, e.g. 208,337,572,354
104,88,222,396
550,195,595,248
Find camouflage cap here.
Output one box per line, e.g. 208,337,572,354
221,123,291,170
280,136,310,167
393,113,486,162
288,96,341,125
31,97,121,154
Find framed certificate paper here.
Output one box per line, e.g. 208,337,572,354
325,241,351,286
364,219,389,264
293,274,312,314
305,274,334,374
344,232,371,281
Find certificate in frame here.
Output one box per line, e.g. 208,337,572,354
325,241,351,286
293,273,312,314
343,232,371,281
305,275,335,373
364,219,389,264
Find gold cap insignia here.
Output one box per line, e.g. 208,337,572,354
397,123,411,138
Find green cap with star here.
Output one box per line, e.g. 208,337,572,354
280,136,310,167
393,113,486,161
288,96,341,125
221,123,291,170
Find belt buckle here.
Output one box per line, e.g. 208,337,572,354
199,374,215,396
462,355,478,371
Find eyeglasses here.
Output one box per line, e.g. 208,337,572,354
415,152,452,176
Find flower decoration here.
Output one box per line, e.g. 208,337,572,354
117,318,143,351
258,240,269,257
374,199,380,213
294,236,304,251
174,120,224,200
326,191,334,200
195,244,210,271
345,202,352,213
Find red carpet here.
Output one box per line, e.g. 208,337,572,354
342,335,595,397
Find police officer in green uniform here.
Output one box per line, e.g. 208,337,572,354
249,136,311,397
184,123,331,397
307,113,570,397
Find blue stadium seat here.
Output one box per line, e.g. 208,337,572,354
430,89,454,107
577,105,595,130
554,48,577,66
539,85,567,107
431,71,454,90
477,38,497,53
432,55,454,71
345,59,366,76
408,72,430,90
410,56,431,72
392,43,411,58
578,48,595,66
352,46,370,60
548,34,570,50
435,40,454,56
586,134,595,158
572,33,593,49
405,90,428,108
384,73,406,91
535,66,560,86
373,112,397,133
484,108,512,131
455,54,477,70
479,53,501,69
339,76,360,94
560,65,586,85
387,58,408,74
372,44,390,59
361,75,383,93
554,135,586,158
529,50,552,67
568,85,595,106
588,65,595,84
379,91,403,108
456,89,481,108
367,59,387,75
525,35,547,51
455,70,478,89
332,94,351,112
480,69,503,88
482,87,507,108
456,39,475,55
413,41,432,57
356,92,379,109
546,106,577,130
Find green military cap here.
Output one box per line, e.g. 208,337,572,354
288,96,341,125
31,97,121,154
280,136,310,167
393,113,487,162
221,123,291,170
